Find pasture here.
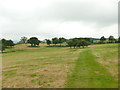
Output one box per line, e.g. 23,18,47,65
2,43,118,88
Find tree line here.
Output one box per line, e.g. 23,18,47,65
98,36,120,44
18,36,120,47
20,37,91,48
26,37,91,48
18,37,67,47
0,35,120,52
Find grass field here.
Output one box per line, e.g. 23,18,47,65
2,43,118,88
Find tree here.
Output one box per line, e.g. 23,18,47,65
109,36,115,43
67,40,73,48
84,41,90,47
114,39,117,43
59,37,66,46
77,40,82,48
1,39,14,47
1,39,7,45
5,40,15,47
45,39,51,46
20,36,27,43
27,37,40,47
118,37,120,43
71,38,78,48
52,37,59,45
0,39,14,52
80,40,87,48
0,44,6,53
100,36,106,43
67,38,90,48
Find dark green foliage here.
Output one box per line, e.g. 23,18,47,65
1,39,14,47
84,41,90,47
5,40,15,47
108,36,115,43
114,39,118,43
118,37,120,43
59,37,66,46
27,37,40,47
94,36,118,44
0,40,6,52
81,40,87,48
100,36,106,43
0,39,15,52
67,38,90,48
100,36,106,41
77,38,93,43
52,37,59,45
0,44,6,52
51,37,66,46
67,40,73,48
2,39,6,44
72,38,78,48
45,39,51,46
77,40,82,48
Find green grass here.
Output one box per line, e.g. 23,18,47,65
2,43,118,88
31,79,36,83
66,49,118,88
30,73,37,77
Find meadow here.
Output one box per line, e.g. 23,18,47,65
2,43,118,88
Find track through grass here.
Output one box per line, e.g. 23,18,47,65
66,49,118,88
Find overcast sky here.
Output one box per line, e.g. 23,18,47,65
0,0,119,41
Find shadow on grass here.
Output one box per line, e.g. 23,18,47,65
46,45,90,50
0,49,26,54
0,50,16,53
28,46,40,47
46,45,68,47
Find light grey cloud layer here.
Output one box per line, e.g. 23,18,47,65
0,0,118,41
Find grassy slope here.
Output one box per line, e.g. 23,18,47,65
2,44,118,88
2,45,81,88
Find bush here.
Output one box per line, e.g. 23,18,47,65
67,38,90,48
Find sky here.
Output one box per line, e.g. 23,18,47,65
0,0,119,41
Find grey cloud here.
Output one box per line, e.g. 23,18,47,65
0,0,118,40
1,0,117,26
35,1,117,27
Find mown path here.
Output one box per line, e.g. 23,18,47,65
66,49,118,88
